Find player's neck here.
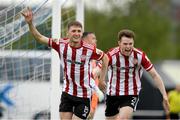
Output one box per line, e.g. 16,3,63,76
69,41,81,48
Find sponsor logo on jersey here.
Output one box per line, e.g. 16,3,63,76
66,59,85,65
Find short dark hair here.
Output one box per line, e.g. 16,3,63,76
118,29,135,41
82,32,94,39
67,21,82,30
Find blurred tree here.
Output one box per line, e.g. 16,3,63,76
10,0,180,61
85,0,176,62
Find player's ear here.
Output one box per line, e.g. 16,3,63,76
118,40,121,45
66,32,69,37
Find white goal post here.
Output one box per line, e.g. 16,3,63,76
50,0,61,119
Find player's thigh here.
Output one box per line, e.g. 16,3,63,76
72,114,84,120
119,95,139,119
119,106,134,119
60,112,73,120
106,114,120,120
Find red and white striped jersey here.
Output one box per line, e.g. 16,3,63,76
48,38,104,98
106,47,153,96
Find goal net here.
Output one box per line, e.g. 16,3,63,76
0,0,81,119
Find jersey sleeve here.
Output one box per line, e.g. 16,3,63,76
106,51,112,66
141,52,153,71
91,48,104,61
48,38,60,54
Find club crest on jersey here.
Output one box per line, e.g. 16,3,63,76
81,55,86,61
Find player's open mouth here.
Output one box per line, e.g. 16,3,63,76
125,49,131,52
73,36,80,39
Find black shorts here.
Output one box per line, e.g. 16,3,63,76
170,113,179,119
105,95,139,117
59,92,90,119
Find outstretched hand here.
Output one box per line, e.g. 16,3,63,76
21,7,33,24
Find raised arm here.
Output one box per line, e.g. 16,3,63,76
148,67,170,114
21,7,49,45
98,53,109,92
